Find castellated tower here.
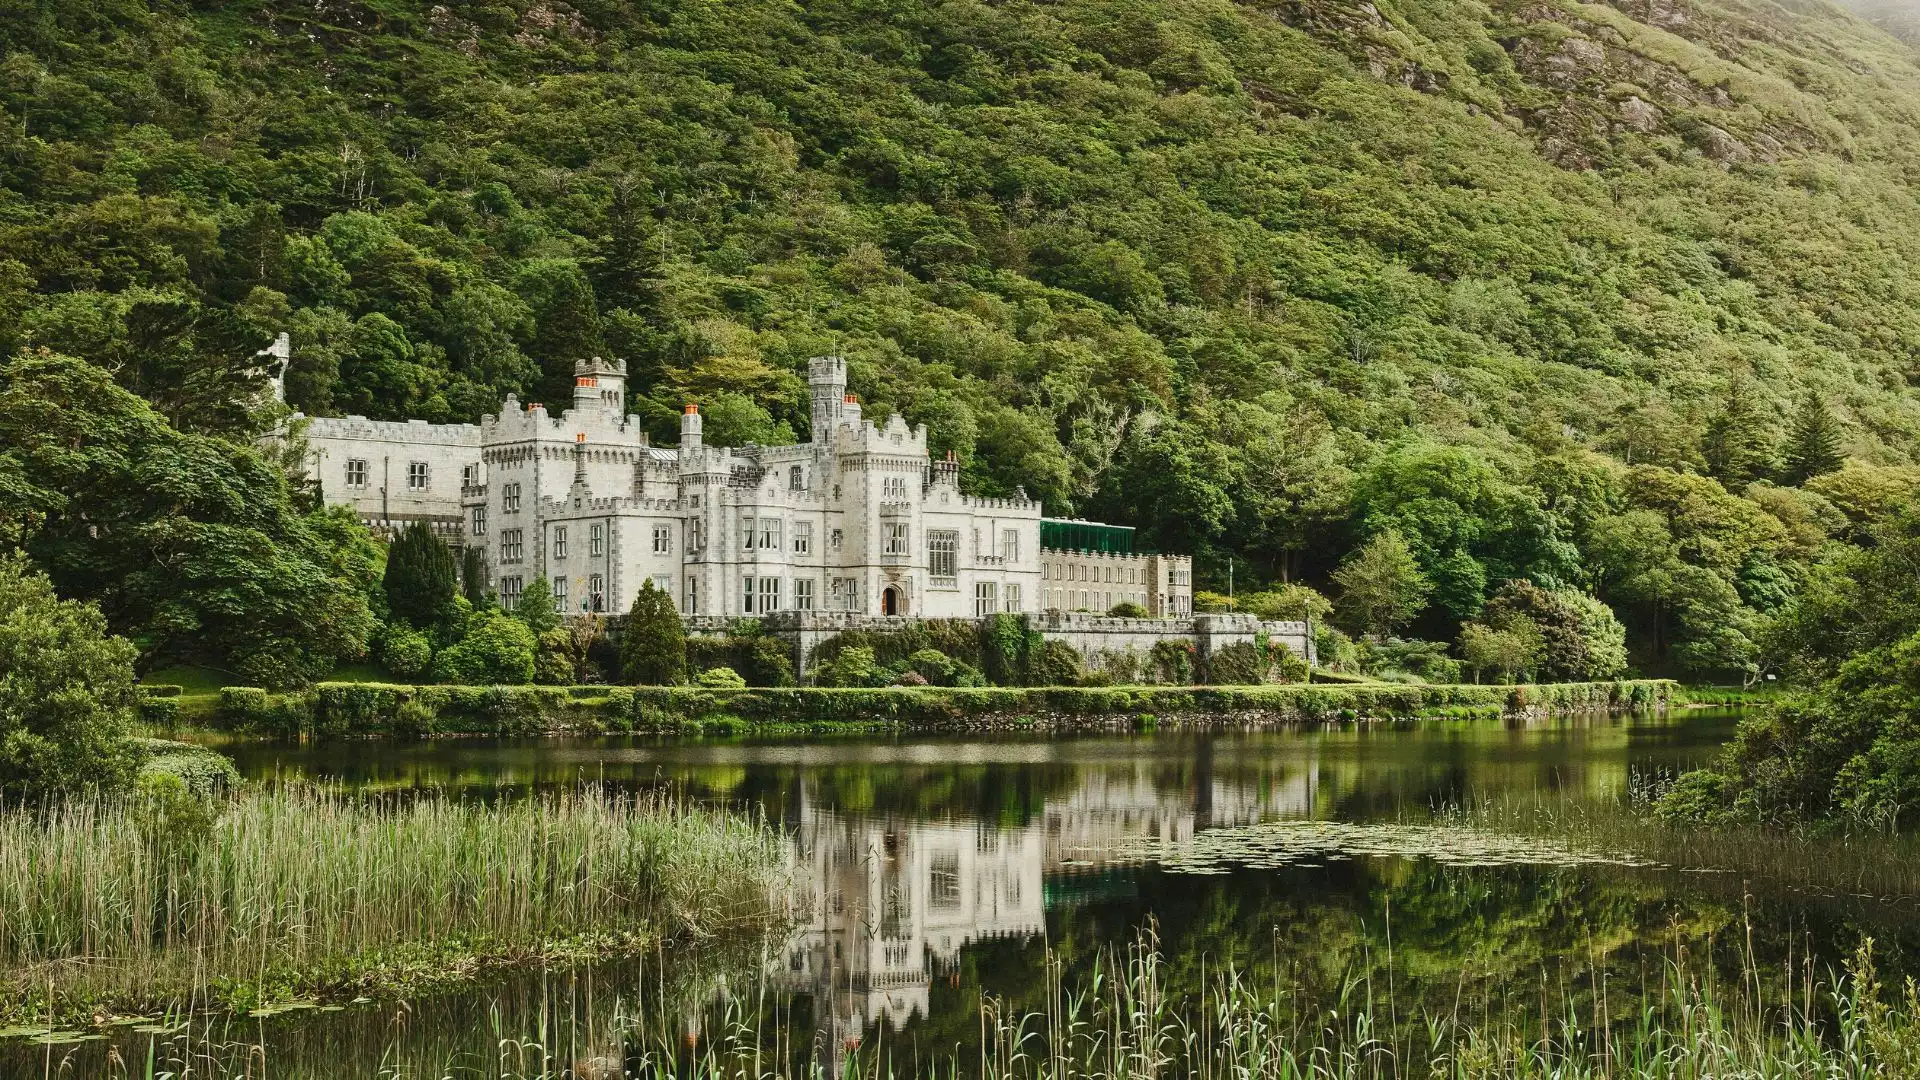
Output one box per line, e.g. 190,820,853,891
809,355,847,439
571,357,627,417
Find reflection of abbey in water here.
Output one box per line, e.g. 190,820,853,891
773,746,1318,1061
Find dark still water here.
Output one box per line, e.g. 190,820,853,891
17,710,1920,1078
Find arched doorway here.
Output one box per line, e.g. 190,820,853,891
881,586,901,615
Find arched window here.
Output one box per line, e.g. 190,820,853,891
789,465,805,490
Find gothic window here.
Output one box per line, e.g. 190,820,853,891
652,573,671,595
462,464,477,487
503,483,521,513
588,573,605,611
1004,584,1022,613
501,529,524,563
830,529,844,552
683,577,698,615
407,462,430,490
789,465,805,491
740,516,756,551
757,576,782,613
758,518,781,551
552,527,567,559
881,476,907,499
552,577,569,609
794,578,815,610
344,459,368,489
471,506,486,536
999,529,1019,562
590,523,605,557
652,526,670,554
927,530,957,580
884,522,908,556
500,576,523,610
793,521,811,554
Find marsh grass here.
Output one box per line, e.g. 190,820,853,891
1432,777,1920,903
0,785,790,1023
27,926,1920,1079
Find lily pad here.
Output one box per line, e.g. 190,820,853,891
1114,821,1658,875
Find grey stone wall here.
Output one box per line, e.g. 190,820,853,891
670,611,1314,681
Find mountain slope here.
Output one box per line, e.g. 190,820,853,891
7,0,1920,669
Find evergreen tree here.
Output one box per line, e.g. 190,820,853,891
384,522,458,631
515,575,560,635
1701,378,1778,487
1782,392,1845,485
1332,530,1432,639
587,186,662,315
620,579,685,685
461,546,492,608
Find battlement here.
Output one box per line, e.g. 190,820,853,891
835,412,929,458
481,394,641,442
540,493,682,516
961,493,1040,512
1042,548,1187,565
302,414,481,447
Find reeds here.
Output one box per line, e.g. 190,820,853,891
0,785,789,1021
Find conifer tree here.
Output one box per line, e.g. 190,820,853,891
1782,392,1844,485
461,546,492,608
384,522,458,631
1701,378,1778,487
515,575,560,635
620,579,685,685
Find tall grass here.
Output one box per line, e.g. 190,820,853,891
16,924,1920,1078
0,786,789,1021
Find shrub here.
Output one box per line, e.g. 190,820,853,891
514,576,561,635
1241,584,1334,623
812,645,884,687
1151,639,1195,684
138,696,180,728
1108,601,1148,617
621,580,685,685
534,627,577,685
1364,638,1462,684
0,554,140,797
695,666,748,689
1030,640,1084,686
1205,642,1263,685
131,738,241,798
377,624,433,679
432,610,537,685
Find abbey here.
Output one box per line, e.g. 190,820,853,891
297,356,1194,621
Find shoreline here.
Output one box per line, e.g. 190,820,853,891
194,679,1679,740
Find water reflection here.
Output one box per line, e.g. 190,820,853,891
28,711,1902,1080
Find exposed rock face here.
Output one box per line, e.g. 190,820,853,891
1618,95,1661,132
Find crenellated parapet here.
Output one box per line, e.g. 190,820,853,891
302,415,481,446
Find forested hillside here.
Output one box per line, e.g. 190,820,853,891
7,0,1920,678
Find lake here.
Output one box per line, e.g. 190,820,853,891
14,708,1919,1078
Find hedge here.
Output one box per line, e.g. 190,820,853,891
211,680,1675,739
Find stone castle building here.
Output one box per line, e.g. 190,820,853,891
297,355,1196,621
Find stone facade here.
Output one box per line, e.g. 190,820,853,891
1040,549,1192,617
295,354,1192,620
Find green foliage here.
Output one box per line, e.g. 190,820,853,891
1783,393,1846,486
1459,618,1546,684
513,576,560,635
1108,601,1148,618
0,553,140,796
1204,642,1263,685
384,523,458,633
695,666,747,689
1030,640,1085,687
130,737,240,799
376,624,432,680
1241,584,1334,624
1333,531,1432,638
533,627,577,686
620,580,685,685
460,547,491,608
810,645,885,688
0,352,377,687
7,0,1920,689
431,610,536,685
688,632,795,687
1484,580,1627,682
1363,638,1463,684
1151,640,1196,685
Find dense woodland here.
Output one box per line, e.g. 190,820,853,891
8,0,1920,691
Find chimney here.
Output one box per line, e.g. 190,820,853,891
681,402,703,450
573,432,588,486
842,392,862,429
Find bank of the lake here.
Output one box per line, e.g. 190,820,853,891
200,679,1677,739
0,785,789,1027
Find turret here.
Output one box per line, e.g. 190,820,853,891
681,402,703,449
571,357,627,416
809,355,847,440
